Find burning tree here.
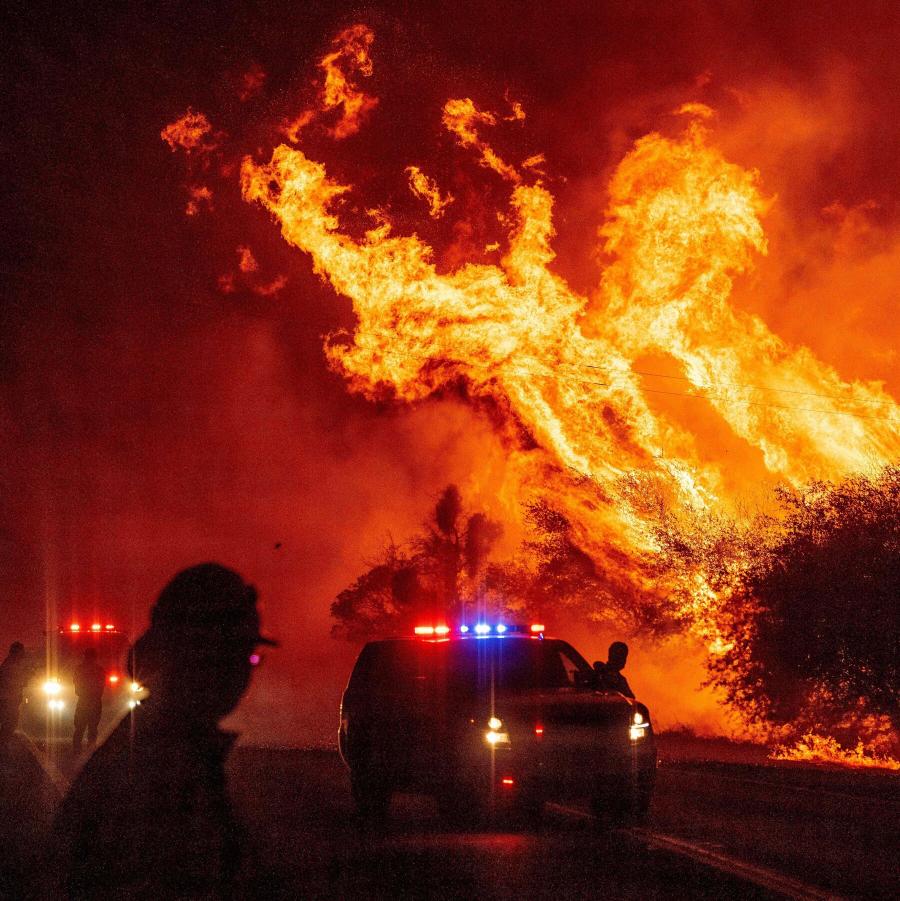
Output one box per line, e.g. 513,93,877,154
656,466,900,756
712,467,899,736
330,486,502,639
331,487,679,640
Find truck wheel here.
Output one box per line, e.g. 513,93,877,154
590,792,640,828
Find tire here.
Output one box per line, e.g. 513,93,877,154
590,788,649,828
351,770,391,822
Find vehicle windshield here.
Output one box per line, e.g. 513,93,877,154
354,638,593,700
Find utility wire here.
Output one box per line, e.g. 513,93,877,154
370,348,900,425
567,360,893,409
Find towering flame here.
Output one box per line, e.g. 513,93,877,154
242,86,900,635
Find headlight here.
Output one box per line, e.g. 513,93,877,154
130,682,142,693
485,715,509,745
42,679,62,696
630,710,650,741
47,699,65,712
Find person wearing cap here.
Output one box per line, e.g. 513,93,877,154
48,564,276,899
0,642,28,741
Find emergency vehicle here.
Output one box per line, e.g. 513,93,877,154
339,622,657,825
22,621,145,735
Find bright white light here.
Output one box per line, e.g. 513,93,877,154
495,624,507,634
434,625,450,636
47,699,65,712
474,624,490,635
130,682,141,693
128,699,139,709
633,712,644,725
630,723,649,741
42,679,62,696
488,716,502,730
459,625,469,634
485,730,509,745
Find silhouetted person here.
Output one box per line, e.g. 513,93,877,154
0,642,28,741
72,647,105,753
593,641,635,698
49,563,276,899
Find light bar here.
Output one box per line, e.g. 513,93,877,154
414,626,435,636
91,623,101,632
530,624,545,633
434,625,450,636
474,624,491,635
459,625,469,634
70,624,80,632
105,624,115,631
495,624,507,634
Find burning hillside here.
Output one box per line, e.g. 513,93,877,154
159,22,900,762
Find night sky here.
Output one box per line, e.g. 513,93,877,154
5,0,900,743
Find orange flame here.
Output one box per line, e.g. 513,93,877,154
442,98,522,182
241,97,900,632
406,166,454,218
771,732,900,771
160,109,217,154
185,184,213,217
284,24,378,142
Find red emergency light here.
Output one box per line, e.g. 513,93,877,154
69,623,80,632
414,625,450,636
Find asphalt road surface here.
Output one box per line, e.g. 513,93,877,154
2,738,897,899
224,748,898,900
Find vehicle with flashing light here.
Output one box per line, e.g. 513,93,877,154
339,622,657,825
22,621,146,736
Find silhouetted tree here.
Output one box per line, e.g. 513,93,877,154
330,487,502,638
707,467,900,736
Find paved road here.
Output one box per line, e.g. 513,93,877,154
226,749,899,900
3,739,897,899
226,749,775,900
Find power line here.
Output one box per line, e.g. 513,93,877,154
370,348,900,425
562,360,896,410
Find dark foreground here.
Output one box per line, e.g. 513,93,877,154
2,736,898,899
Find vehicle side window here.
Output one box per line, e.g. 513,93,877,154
557,649,582,686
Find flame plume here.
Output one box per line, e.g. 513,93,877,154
242,96,900,631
